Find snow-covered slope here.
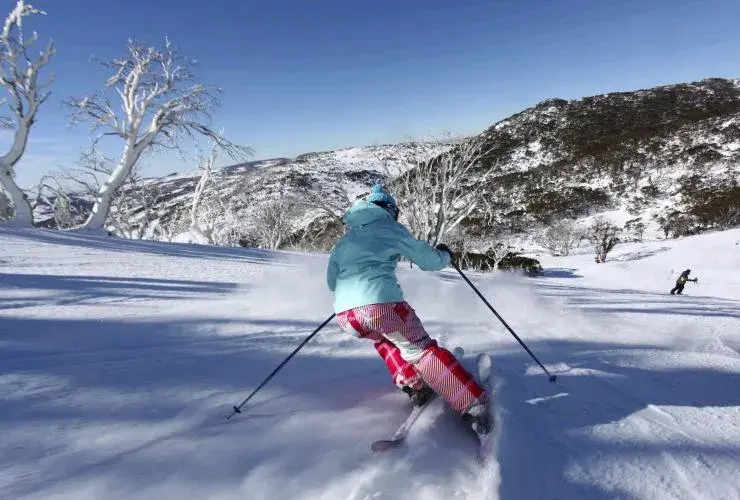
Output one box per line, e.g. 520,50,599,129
1,227,739,499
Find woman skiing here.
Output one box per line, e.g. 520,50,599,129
326,184,491,436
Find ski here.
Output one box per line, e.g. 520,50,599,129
370,345,463,453
473,352,495,464
370,392,438,452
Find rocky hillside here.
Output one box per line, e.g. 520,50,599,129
461,77,740,237
35,77,740,250
70,142,452,248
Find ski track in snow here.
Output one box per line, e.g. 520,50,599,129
1,227,739,499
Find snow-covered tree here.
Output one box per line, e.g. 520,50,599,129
251,198,296,250
66,37,250,230
156,211,189,242
189,141,222,245
485,231,516,270
296,183,355,226
291,183,356,249
588,216,621,263
537,219,583,256
383,134,497,245
56,145,161,236
107,171,164,238
0,0,54,226
0,186,11,221
624,218,646,242
51,195,88,229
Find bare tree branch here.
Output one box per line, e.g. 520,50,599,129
380,133,498,246
250,198,297,250
536,219,584,256
189,138,220,244
485,231,516,270
66,37,251,229
588,216,621,263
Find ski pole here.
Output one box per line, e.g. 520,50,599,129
226,313,336,419
450,261,557,382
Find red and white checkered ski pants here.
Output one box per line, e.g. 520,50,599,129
336,301,487,413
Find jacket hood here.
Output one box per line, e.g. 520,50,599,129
343,199,392,227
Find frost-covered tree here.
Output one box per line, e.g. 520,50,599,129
66,37,250,230
296,183,355,226
251,198,296,250
56,145,160,236
0,0,54,226
189,141,223,245
537,219,583,256
485,231,516,270
107,171,164,239
588,217,621,263
292,183,355,249
51,194,91,229
624,218,646,242
156,210,189,242
383,134,497,245
655,209,694,239
0,187,11,221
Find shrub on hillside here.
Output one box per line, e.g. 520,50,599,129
525,187,610,223
588,217,621,263
452,250,543,276
655,209,697,238
687,186,740,229
624,218,646,241
536,219,583,256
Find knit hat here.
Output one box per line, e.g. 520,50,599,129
366,184,399,220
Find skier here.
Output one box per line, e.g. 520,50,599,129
326,184,491,437
670,269,697,295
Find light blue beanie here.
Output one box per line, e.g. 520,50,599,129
366,184,397,209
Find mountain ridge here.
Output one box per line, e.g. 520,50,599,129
34,76,740,251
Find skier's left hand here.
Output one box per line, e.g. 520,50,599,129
435,243,453,256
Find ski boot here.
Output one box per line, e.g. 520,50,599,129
401,384,435,406
462,403,492,437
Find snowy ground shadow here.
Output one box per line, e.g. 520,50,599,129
0,227,291,265
539,268,583,279
492,338,740,500
0,313,481,499
610,246,671,262
0,273,240,309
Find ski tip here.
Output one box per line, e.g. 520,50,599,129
371,440,401,453
476,352,492,372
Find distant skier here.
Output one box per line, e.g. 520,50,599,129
326,184,491,437
670,269,697,295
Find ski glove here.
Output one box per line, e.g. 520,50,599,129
435,243,454,257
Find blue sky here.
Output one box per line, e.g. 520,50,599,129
6,0,740,188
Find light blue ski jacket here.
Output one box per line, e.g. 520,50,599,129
326,199,451,313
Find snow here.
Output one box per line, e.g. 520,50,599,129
1,226,739,499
